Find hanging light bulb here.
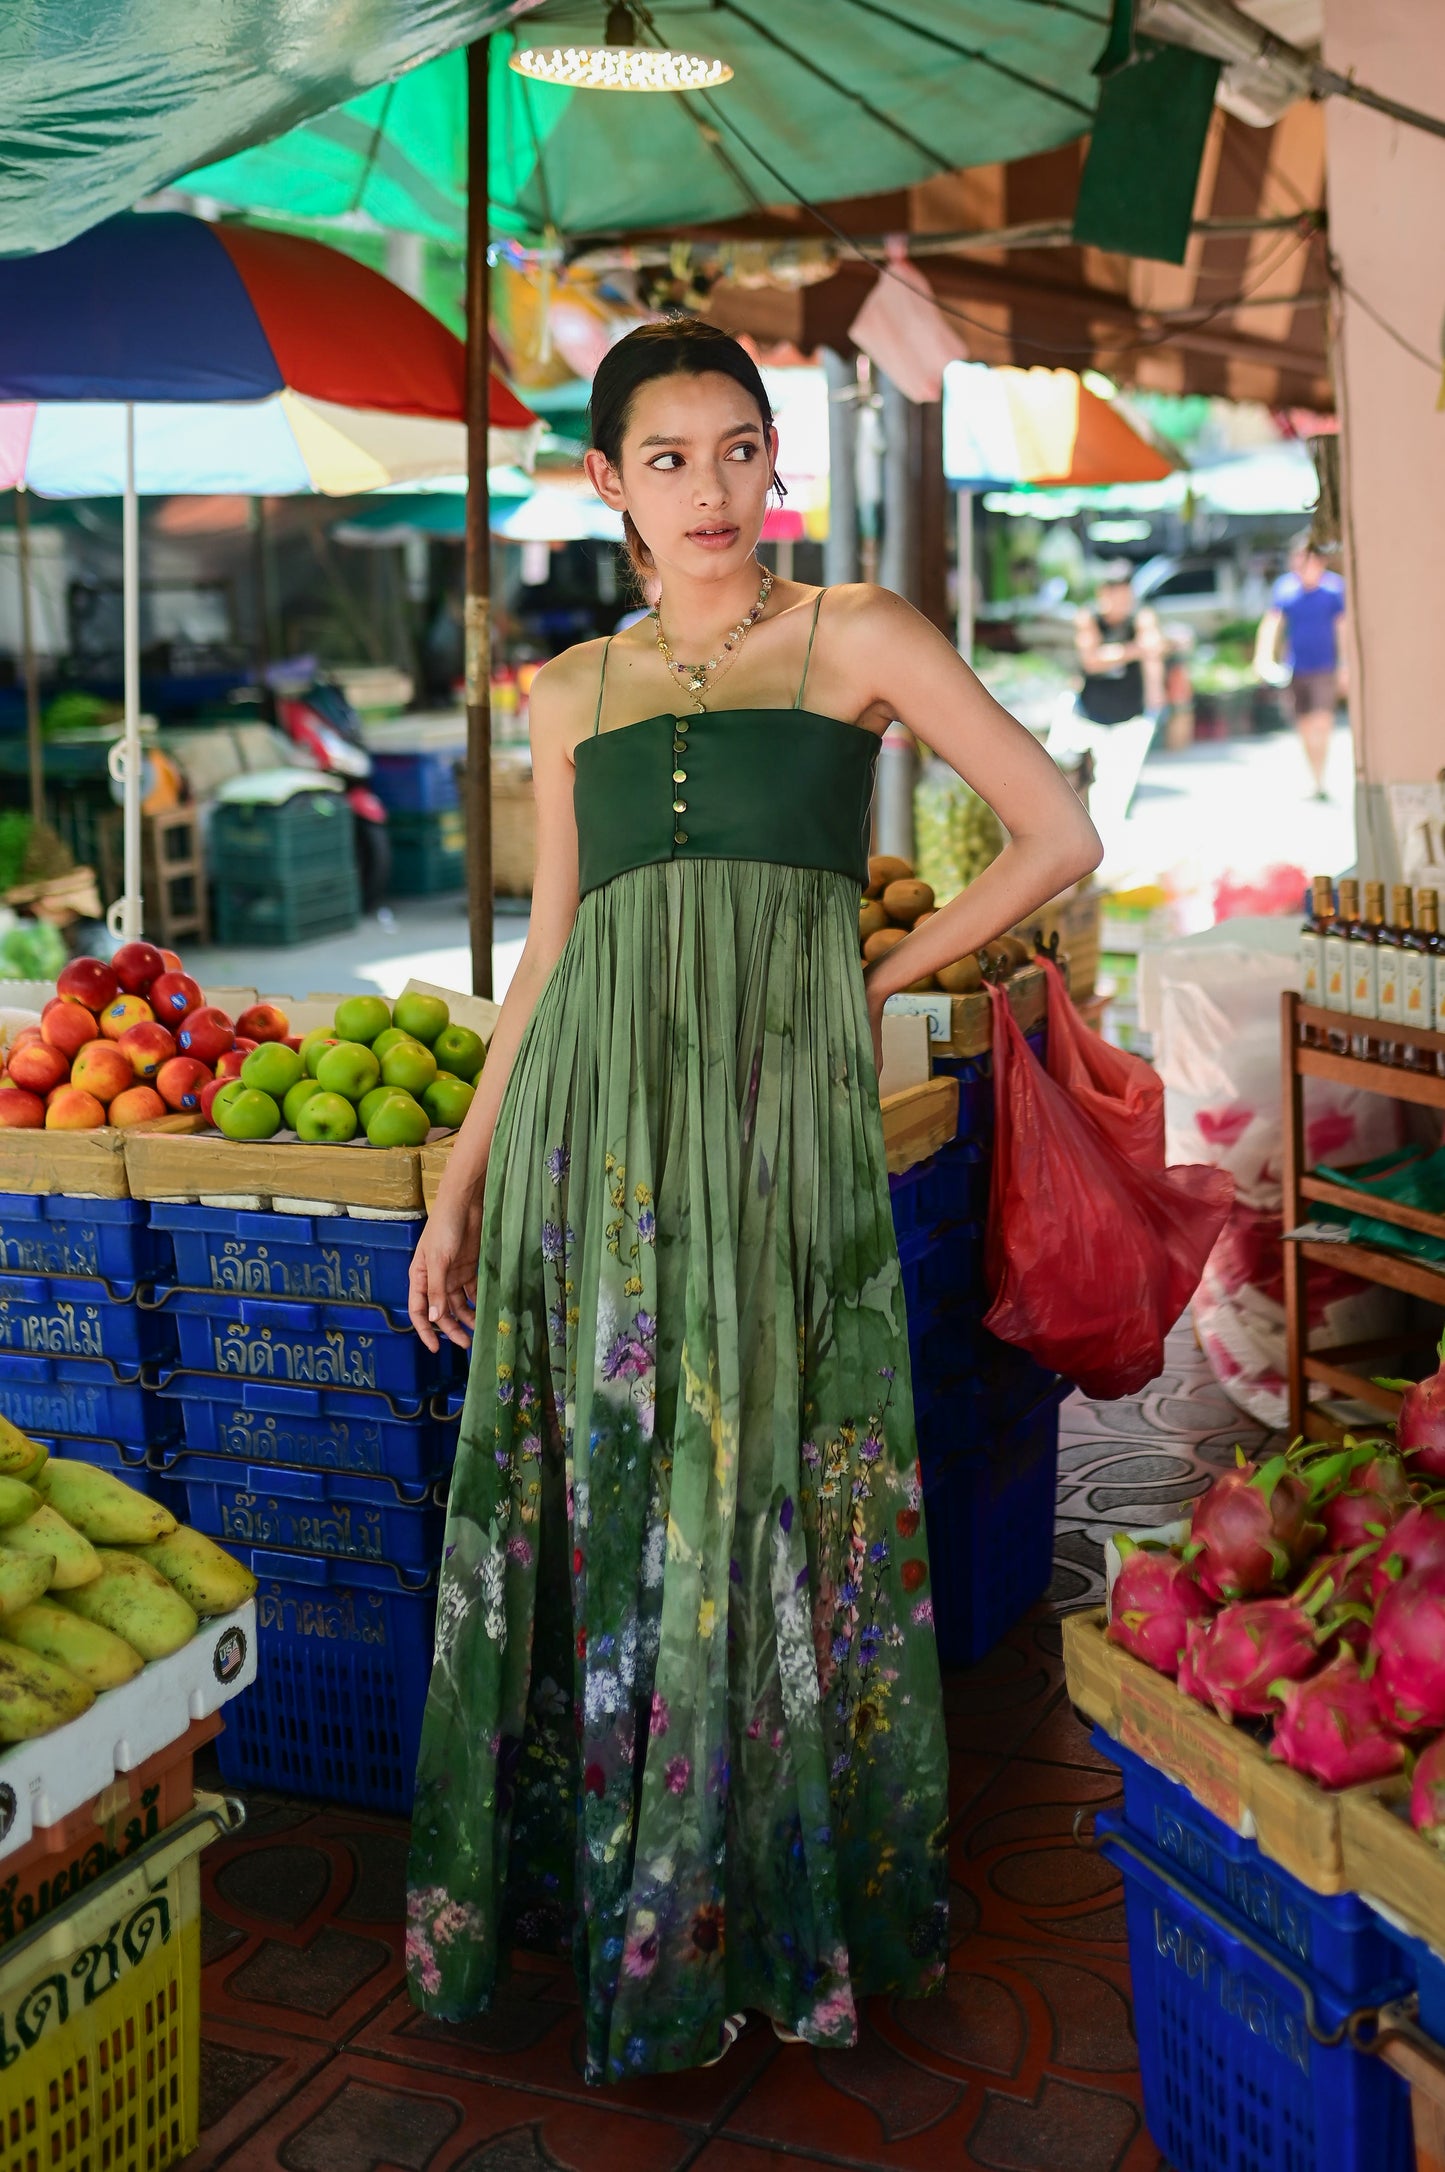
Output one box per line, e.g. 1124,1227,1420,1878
510,3,733,92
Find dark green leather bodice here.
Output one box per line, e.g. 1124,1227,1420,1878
574,708,880,901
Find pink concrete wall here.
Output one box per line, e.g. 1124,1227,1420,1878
1324,0,1445,784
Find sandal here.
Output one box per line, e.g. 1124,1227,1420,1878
702,2011,749,2067
771,2019,805,2044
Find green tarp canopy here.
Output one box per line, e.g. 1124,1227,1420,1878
175,4,1102,250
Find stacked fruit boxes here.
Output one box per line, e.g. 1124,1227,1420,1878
0,1189,178,1492
209,788,360,947
367,744,468,897
144,1201,460,1813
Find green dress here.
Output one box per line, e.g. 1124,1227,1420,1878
406,595,950,2083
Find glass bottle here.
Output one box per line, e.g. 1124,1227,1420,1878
1402,886,1436,1071
1374,883,1412,1064
1323,877,1356,1050
1300,876,1334,1046
1348,880,1384,1058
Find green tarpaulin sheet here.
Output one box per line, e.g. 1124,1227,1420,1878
178,2,1107,247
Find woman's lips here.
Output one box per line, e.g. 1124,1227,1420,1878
686,524,739,550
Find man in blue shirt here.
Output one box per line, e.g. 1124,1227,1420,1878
1253,535,1346,800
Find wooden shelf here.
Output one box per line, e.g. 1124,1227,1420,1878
1282,990,1445,1443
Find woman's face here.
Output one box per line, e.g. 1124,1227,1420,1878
585,369,777,581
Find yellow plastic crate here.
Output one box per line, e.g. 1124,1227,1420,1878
0,1792,240,2172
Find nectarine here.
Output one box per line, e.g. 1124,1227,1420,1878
117,1020,178,1081
72,1040,136,1106
41,1000,96,1062
8,1041,69,1096
0,1086,44,1128
57,958,117,1011
109,1084,168,1128
46,1086,106,1130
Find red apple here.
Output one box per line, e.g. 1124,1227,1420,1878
214,1049,247,1082
8,1041,69,1096
175,1006,235,1067
45,1082,68,1110
155,1055,213,1112
71,1039,137,1107
234,1038,257,1056
157,948,183,973
111,940,166,995
46,1086,106,1131
285,1035,304,1053
0,1087,44,1128
198,1075,231,1125
149,971,204,1024
117,1020,178,1081
41,1000,97,1062
56,958,118,1011
108,1083,168,1128
99,994,154,1041
8,1026,42,1051
236,1003,290,1044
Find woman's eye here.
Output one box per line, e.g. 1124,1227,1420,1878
650,453,683,471
726,443,756,461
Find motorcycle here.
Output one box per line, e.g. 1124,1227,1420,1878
270,670,392,911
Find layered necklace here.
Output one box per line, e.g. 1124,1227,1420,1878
653,564,773,712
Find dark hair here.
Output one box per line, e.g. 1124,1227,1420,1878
588,317,786,589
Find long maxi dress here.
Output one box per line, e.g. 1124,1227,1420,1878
405,592,951,2084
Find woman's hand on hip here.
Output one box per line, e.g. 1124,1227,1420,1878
409,1181,484,1352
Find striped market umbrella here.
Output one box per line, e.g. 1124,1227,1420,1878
0,212,536,937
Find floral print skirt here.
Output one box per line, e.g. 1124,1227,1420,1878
406,856,950,2084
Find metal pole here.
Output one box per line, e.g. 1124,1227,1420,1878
822,347,858,587
465,34,494,1000
13,487,43,826
122,404,142,941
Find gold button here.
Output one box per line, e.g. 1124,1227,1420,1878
673,768,687,783
672,799,687,814
673,739,687,755
676,717,690,733
674,828,688,844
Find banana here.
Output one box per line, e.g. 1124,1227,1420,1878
0,1414,45,1478
0,1504,101,1589
127,1527,257,1616
57,1549,198,1660
38,1461,177,1545
0,1477,41,1529
3,1597,144,1690
0,1549,53,1619
0,1638,94,1742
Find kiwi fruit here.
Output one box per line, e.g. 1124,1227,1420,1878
881,877,935,926
936,954,983,994
911,907,937,929
900,973,938,994
980,940,1020,979
859,899,890,942
866,853,914,901
863,926,910,963
991,932,1033,971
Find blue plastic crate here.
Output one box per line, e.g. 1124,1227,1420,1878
1098,1810,1412,2172
0,1274,177,1367
1097,1728,1410,2001
151,1450,446,1571
157,1287,453,1402
212,1547,438,1813
146,1204,423,1310
917,1383,1064,1667
0,1354,169,1443
155,1372,460,1483
932,1024,1046,1142
368,748,462,815
898,1222,986,1327
912,1305,1059,1433
0,1193,173,1284
889,1139,991,1241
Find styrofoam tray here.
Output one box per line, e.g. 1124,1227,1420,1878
0,1598,256,1860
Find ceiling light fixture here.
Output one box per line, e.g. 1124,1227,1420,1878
510,4,733,93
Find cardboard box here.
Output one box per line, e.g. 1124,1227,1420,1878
884,960,1047,1058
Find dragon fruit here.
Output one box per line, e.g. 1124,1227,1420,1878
1394,1330,1445,1480
1106,1537,1215,1675
1270,1650,1406,1787
1370,1565,1445,1734
1183,1453,1325,1604
1311,1443,1412,1553
1309,1550,1377,1653
1368,1502,1445,1603
1178,1594,1325,1722
1410,1733,1445,1837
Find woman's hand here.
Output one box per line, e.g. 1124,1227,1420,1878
409,1179,484,1353
866,982,887,1087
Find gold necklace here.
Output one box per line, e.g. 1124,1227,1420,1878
653,565,774,712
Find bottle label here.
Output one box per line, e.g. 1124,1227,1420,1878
1435,957,1445,1037
1377,941,1406,1023
1299,929,1322,1005
1348,936,1377,1018
1323,934,1349,1012
1402,951,1430,1029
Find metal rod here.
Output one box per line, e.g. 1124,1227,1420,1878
465,34,494,1001
13,486,43,827
122,404,142,942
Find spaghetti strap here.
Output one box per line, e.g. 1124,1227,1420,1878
593,637,612,737
794,588,827,708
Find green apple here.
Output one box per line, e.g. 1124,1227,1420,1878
380,1039,437,1094
210,1080,247,1130
432,1025,485,1083
424,1074,474,1129
358,1086,393,1128
365,1089,430,1148
301,1031,339,1078
333,994,391,1045
315,1040,381,1101
392,992,449,1046
296,1090,359,1144
214,1086,281,1141
283,1077,325,1130
241,1042,304,1098
371,1027,413,1062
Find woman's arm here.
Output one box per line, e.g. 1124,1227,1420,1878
1135,604,1166,713
835,587,1103,1015
408,656,588,1351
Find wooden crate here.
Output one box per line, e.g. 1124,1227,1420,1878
880,1076,959,1176
884,960,1047,1059
1062,1607,1355,1893
1340,1778,1445,1955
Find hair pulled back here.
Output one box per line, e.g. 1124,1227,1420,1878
588,317,786,590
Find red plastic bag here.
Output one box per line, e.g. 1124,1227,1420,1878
984,983,1234,1399
1040,956,1165,1171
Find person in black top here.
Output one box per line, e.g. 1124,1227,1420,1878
1054,562,1163,877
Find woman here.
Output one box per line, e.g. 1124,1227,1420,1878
405,319,1101,2085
